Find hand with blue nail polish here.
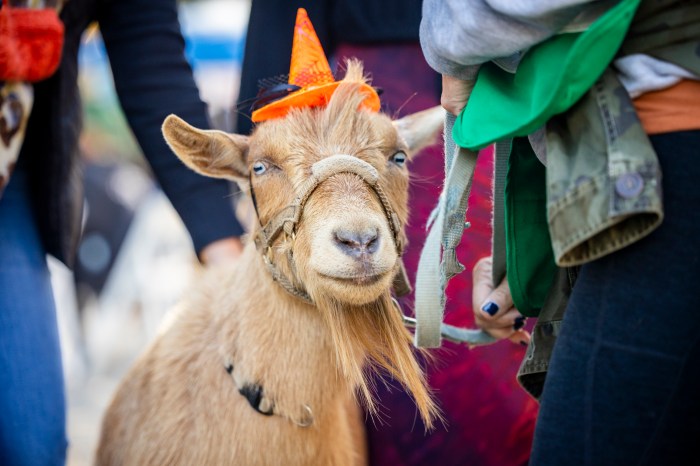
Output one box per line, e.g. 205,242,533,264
472,256,531,346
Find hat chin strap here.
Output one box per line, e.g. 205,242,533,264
252,154,410,305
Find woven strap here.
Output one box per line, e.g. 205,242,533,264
491,140,512,287
253,154,408,303
413,113,496,348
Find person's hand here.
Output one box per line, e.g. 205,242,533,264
200,237,244,266
472,256,531,346
441,74,476,116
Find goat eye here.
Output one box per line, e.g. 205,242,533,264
390,151,407,166
252,161,267,175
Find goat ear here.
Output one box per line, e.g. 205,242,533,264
162,114,250,182
393,105,445,157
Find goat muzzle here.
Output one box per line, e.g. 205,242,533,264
253,154,410,304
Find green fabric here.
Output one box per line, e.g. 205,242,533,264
505,138,557,317
452,0,641,151
545,69,663,267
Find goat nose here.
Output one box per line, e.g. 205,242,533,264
333,228,379,258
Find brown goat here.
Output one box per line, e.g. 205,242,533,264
96,61,444,466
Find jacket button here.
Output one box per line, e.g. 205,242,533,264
615,173,644,199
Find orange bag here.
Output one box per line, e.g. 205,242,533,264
0,0,65,82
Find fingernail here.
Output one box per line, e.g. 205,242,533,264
514,316,526,330
520,341,528,347
481,301,499,316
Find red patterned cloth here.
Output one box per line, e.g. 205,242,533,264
334,43,538,466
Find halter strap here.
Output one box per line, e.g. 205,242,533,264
253,154,409,304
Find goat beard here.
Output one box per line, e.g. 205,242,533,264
313,292,440,430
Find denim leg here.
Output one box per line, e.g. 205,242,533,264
531,130,700,466
0,172,68,466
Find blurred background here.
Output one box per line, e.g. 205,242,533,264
50,1,251,464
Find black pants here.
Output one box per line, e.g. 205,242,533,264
531,130,700,465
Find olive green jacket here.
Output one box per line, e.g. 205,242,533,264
517,0,700,398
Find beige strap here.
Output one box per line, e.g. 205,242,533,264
414,114,496,348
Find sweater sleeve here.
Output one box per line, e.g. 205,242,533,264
97,0,245,255
419,0,618,78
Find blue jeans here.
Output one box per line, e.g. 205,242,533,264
531,130,700,465
0,171,67,465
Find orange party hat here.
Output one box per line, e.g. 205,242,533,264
251,8,380,122
288,8,334,88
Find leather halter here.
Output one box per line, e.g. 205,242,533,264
251,154,411,304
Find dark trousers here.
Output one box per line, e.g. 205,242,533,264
531,130,700,465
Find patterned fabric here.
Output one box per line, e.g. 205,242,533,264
545,69,663,267
620,0,700,75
